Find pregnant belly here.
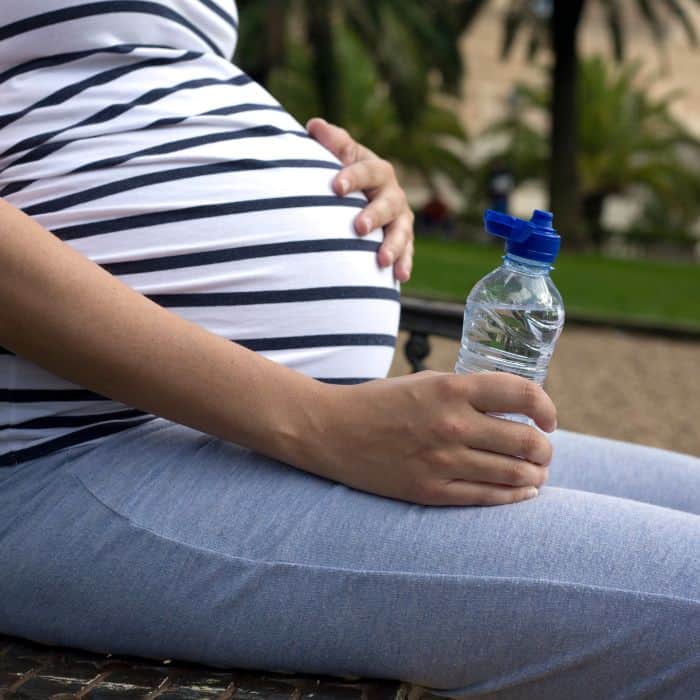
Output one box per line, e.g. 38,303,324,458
0,48,401,465
3,108,400,383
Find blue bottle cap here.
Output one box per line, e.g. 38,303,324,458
483,209,561,263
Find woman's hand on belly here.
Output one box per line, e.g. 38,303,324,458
306,117,415,282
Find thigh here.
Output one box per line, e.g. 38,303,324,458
547,429,700,515
1,419,698,700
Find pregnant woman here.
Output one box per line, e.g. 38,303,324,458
1,2,698,698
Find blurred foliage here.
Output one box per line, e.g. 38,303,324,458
265,26,470,191
462,0,700,247
235,1,474,191
233,1,700,253
483,55,700,249
482,0,700,61
236,1,479,124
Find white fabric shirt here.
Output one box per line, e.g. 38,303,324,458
0,0,400,467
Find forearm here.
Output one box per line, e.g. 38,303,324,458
0,198,330,467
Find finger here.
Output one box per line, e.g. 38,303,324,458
305,117,373,165
465,372,557,432
465,412,554,466
437,445,549,488
354,186,406,235
332,158,395,196
425,479,540,507
378,213,413,269
393,238,414,282
307,118,356,164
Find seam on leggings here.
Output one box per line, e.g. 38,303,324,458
68,471,700,607
541,484,700,520
609,655,700,700
420,621,700,700
421,637,700,700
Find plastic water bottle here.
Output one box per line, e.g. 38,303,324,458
454,209,565,426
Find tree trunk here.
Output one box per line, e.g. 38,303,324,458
581,190,608,249
260,1,287,88
308,4,342,124
549,0,586,248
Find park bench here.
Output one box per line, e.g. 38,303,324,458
0,632,429,698
398,295,700,370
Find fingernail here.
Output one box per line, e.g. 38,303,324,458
361,215,372,232
526,487,539,499
337,177,349,194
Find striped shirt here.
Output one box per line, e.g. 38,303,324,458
0,0,400,468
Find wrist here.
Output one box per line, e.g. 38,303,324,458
285,380,372,485
250,366,342,476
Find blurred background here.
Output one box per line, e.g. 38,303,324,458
235,0,700,457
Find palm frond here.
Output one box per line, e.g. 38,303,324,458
601,0,625,60
502,3,528,58
486,54,700,238
268,20,469,192
635,0,666,43
663,0,699,45
454,0,491,31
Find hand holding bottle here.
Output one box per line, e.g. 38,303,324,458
305,371,556,507
455,209,566,426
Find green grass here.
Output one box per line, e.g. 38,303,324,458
404,238,700,329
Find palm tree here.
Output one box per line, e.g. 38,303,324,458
460,0,700,246
485,55,700,249
234,1,477,194
262,22,470,192
235,1,471,129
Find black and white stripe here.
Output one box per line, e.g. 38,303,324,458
0,2,233,58
0,0,400,467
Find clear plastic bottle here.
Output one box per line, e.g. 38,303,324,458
454,209,565,426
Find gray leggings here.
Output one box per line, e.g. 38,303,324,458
0,419,698,699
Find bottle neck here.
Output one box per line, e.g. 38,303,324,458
502,252,553,275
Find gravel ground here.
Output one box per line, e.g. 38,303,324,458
389,326,700,458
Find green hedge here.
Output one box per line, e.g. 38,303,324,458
404,238,700,330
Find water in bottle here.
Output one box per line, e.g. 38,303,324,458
455,209,565,426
